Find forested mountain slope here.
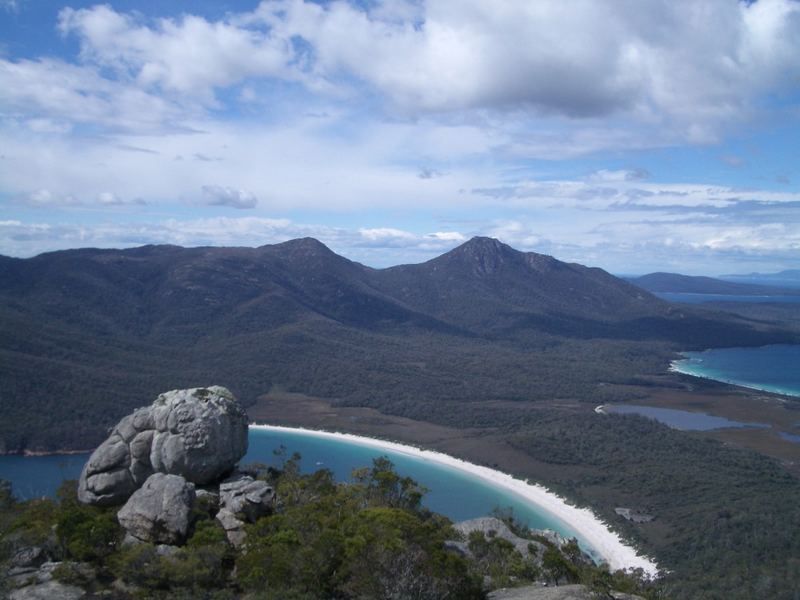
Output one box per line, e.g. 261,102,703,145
1,237,795,452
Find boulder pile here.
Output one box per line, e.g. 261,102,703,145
76,386,273,547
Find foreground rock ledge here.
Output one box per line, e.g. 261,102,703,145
78,386,248,506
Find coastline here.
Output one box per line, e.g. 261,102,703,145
669,362,800,399
250,423,660,577
0,448,93,458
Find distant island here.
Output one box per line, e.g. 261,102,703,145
720,269,800,288
627,271,800,296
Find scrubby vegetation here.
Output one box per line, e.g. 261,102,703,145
508,411,800,600
0,456,661,599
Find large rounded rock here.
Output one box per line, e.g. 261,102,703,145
149,386,249,484
78,386,248,506
117,473,196,545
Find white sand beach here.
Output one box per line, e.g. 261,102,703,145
250,424,660,577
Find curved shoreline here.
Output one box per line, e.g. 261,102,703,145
669,362,800,398
250,423,659,577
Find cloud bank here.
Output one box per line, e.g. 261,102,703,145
0,1,798,273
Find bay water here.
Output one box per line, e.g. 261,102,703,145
671,344,800,398
654,292,800,304
0,427,593,555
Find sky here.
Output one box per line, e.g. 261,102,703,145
1,0,799,275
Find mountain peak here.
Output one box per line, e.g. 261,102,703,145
460,236,512,253
266,237,341,260
270,237,331,251
433,236,521,275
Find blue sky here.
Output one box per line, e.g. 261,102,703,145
1,0,799,274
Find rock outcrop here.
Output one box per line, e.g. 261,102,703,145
72,386,275,547
454,517,546,560
488,584,594,600
117,473,196,545
78,386,248,506
216,474,275,546
488,584,645,600
6,561,88,600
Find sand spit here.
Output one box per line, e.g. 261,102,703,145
250,424,660,577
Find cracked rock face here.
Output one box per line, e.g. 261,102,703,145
216,474,275,546
78,386,248,506
117,473,196,545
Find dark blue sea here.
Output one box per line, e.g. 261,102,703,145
654,292,800,304
671,344,800,398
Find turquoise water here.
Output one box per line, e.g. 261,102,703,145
604,405,769,431
245,428,588,549
672,344,800,397
0,427,595,558
654,292,800,304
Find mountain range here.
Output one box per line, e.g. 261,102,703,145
1,237,795,452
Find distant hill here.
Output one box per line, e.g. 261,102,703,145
1,237,796,453
628,272,799,296
720,269,800,289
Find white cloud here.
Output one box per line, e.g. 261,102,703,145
357,227,418,246
247,0,800,138
0,58,183,132
43,1,800,142
1,1,798,275
200,185,258,209
12,188,143,208
58,4,297,103
0,115,497,213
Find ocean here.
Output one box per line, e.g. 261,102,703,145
671,344,800,398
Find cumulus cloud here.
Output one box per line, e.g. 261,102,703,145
246,0,800,137
43,1,800,141
2,1,798,274
200,185,259,209
57,4,297,103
